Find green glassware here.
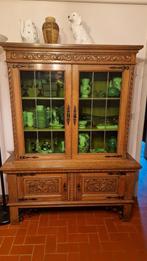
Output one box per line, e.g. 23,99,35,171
107,137,117,152
26,112,34,127
108,77,121,97
23,111,27,127
80,78,91,98
79,133,89,153
108,86,120,97
112,77,122,90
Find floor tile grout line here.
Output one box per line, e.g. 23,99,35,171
103,220,112,242
8,236,16,256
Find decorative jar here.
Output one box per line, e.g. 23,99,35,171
42,17,59,44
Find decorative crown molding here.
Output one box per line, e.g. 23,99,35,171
6,50,135,65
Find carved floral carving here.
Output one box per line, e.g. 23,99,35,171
84,177,118,193
25,178,59,194
6,51,133,64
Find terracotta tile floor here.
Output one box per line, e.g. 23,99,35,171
0,146,147,260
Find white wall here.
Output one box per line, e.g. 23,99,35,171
0,0,147,193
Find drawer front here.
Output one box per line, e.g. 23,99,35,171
76,173,126,201
17,173,68,201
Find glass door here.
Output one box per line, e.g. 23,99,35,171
12,64,72,159
72,65,130,159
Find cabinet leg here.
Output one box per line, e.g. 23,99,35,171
9,207,19,224
122,204,132,221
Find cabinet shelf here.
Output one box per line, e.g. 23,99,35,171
79,97,120,101
24,127,65,132
22,97,64,100
79,127,118,132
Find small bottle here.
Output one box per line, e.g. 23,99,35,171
42,17,59,44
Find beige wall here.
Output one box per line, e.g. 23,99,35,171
0,0,147,193
0,1,147,45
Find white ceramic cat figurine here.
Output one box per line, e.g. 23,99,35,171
20,19,39,43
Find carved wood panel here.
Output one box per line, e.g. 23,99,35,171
84,177,118,193
25,178,59,194
77,173,126,201
17,173,68,201
6,50,135,64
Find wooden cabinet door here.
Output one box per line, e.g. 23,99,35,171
72,64,131,159
17,173,68,201
76,172,126,201
10,64,72,159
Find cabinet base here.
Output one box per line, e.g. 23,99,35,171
8,202,133,224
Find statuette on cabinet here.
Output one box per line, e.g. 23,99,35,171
20,19,39,43
68,12,93,44
0,34,8,42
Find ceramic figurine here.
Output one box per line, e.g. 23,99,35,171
112,77,122,90
20,19,39,43
108,86,120,97
79,133,89,152
80,78,91,98
108,77,122,97
58,141,65,153
0,34,8,42
52,108,60,125
68,12,93,44
107,137,117,152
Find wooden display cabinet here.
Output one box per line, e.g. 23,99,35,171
0,43,142,224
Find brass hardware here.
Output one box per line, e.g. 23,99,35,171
18,198,37,201
63,183,67,192
105,155,122,158
66,105,70,125
77,183,81,192
12,64,26,68
109,66,129,70
20,156,39,159
12,64,34,69
106,196,124,200
17,173,36,177
73,106,77,125
107,171,126,176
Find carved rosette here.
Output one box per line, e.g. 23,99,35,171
83,177,118,193
25,178,59,194
6,50,134,64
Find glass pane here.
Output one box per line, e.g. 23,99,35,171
20,70,65,154
78,71,122,154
